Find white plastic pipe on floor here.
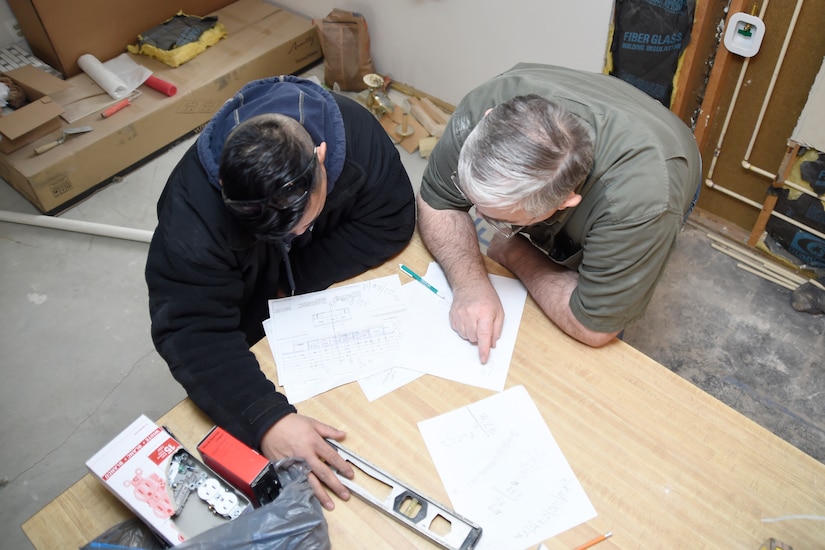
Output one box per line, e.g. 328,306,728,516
0,210,154,243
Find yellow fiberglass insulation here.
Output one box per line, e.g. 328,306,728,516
127,13,228,68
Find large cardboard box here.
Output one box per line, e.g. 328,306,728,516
0,66,71,153
8,0,237,78
0,0,322,214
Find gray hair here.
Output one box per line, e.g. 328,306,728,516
456,95,594,216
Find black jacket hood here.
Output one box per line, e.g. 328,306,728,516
196,75,346,192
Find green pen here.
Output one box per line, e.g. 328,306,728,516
399,264,447,300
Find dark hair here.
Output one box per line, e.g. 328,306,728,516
457,94,594,215
219,114,317,242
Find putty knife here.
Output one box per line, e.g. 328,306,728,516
34,126,93,155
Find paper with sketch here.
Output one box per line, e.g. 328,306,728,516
265,275,406,389
397,262,527,391
418,385,597,550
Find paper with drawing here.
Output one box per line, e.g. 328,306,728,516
418,385,596,549
394,263,526,391
264,263,527,402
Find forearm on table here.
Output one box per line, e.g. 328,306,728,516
168,343,295,447
494,237,618,347
152,294,293,447
416,196,490,288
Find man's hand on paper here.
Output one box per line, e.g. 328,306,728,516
449,279,504,365
260,413,354,510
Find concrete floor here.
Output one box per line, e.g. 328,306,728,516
623,218,825,462
2,70,824,549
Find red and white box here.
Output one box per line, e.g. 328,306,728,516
86,415,252,546
198,426,281,507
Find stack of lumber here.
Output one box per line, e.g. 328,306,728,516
707,232,825,292
378,82,454,158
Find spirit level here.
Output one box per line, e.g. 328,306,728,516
327,440,482,550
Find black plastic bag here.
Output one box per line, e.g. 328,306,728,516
173,458,330,550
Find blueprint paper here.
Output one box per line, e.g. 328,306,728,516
266,275,406,387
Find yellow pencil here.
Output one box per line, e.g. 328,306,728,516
573,531,612,550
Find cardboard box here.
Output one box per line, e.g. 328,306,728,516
0,65,71,153
0,0,322,214
8,0,237,78
198,426,281,507
86,415,253,546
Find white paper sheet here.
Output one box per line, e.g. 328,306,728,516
418,386,597,550
266,275,406,388
397,263,527,391
264,264,527,402
357,366,424,401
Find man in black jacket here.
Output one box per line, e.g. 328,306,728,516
145,76,416,509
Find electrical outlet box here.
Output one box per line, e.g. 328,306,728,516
197,426,281,508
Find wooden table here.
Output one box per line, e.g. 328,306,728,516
23,234,825,548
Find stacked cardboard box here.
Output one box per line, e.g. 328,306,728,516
0,65,70,154
8,0,237,78
0,0,322,214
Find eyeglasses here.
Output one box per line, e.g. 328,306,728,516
451,170,532,239
222,148,317,218
476,211,526,239
450,170,468,200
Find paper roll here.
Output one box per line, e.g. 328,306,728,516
78,53,128,100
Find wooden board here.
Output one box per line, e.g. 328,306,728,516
408,97,445,138
379,104,429,154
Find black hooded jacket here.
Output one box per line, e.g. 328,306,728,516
145,76,415,449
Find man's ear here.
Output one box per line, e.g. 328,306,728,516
558,193,582,210
317,142,327,163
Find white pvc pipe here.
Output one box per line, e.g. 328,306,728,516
782,178,824,199
704,54,751,181
733,0,821,201
743,0,803,162
738,0,819,199
704,0,765,182
704,0,825,240
740,160,824,200
0,210,154,243
705,180,825,241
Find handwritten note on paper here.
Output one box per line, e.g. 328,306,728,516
418,385,596,550
397,263,527,391
266,275,406,387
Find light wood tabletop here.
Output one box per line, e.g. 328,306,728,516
23,233,825,549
